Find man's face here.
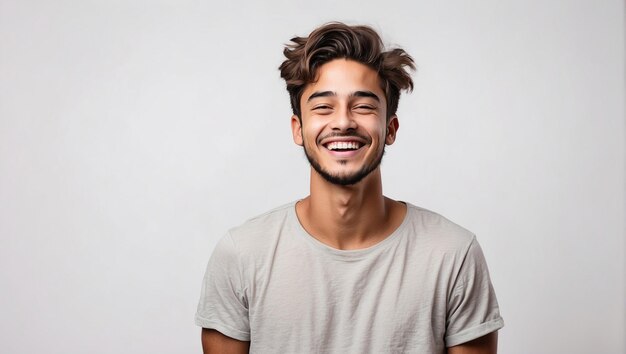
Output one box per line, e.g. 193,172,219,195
291,59,399,186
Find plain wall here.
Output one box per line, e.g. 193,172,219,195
0,0,624,353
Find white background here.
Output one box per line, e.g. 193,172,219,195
1,0,624,353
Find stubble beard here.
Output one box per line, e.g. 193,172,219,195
303,143,385,186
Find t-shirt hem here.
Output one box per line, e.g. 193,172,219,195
194,315,251,341
445,317,505,347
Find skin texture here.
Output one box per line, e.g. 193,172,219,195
201,329,249,354
291,59,405,251
293,59,396,190
201,58,498,353
448,332,498,354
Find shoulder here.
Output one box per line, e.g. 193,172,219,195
403,203,476,254
225,201,296,254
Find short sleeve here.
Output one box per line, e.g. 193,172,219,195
445,236,504,347
195,232,250,341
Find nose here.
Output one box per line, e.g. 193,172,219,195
330,106,357,131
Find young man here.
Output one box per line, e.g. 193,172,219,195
195,22,504,354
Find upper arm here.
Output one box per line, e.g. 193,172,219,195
447,331,498,354
446,238,504,346
201,328,250,354
195,233,251,341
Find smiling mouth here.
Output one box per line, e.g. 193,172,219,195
324,141,364,151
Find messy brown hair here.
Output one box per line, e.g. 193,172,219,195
279,22,415,120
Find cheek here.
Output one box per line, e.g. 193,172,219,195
302,120,326,142
363,121,387,141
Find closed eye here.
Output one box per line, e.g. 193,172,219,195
353,105,377,113
312,105,333,114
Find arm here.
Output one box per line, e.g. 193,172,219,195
201,328,250,354
446,238,503,352
447,331,498,354
196,233,251,353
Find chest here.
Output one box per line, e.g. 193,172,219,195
245,244,450,352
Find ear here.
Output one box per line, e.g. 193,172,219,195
291,115,303,146
385,115,399,145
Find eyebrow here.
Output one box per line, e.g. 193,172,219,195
351,91,380,102
306,90,381,102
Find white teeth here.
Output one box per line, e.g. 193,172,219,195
326,141,361,150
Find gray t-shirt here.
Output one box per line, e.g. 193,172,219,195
195,202,504,353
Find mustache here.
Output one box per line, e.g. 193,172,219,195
317,132,371,144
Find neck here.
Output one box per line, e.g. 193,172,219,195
296,167,404,250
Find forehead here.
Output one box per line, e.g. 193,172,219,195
302,59,385,101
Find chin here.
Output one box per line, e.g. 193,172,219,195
303,144,385,186
314,163,380,186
